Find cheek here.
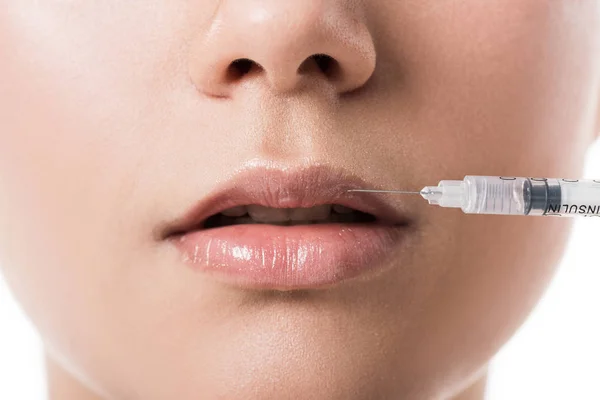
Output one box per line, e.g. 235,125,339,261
0,2,182,280
0,5,151,380
358,0,598,386
371,0,598,179
0,6,225,396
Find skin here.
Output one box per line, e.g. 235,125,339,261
0,0,599,399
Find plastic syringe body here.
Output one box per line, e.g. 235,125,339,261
420,176,600,217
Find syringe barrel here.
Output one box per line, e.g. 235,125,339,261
461,176,528,215
461,176,600,217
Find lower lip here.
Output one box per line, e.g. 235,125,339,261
170,223,409,289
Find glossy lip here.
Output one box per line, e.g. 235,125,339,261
162,165,414,290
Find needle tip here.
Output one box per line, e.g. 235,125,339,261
346,189,421,195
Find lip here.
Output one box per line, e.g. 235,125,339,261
162,165,414,290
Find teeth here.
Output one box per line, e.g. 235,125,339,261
247,205,290,222
333,205,353,214
221,206,248,217
227,204,355,223
289,205,331,221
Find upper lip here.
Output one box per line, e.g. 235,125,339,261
161,165,411,238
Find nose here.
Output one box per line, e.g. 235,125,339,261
189,0,377,97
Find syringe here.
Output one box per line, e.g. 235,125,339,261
349,176,600,217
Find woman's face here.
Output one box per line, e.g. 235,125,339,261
0,1,598,399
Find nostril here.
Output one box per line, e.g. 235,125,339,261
298,54,339,78
227,58,262,81
231,59,254,75
313,54,335,75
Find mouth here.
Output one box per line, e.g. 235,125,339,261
162,165,414,290
203,202,377,227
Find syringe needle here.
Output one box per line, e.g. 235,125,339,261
346,189,422,195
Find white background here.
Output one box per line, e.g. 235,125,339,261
1,141,599,399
